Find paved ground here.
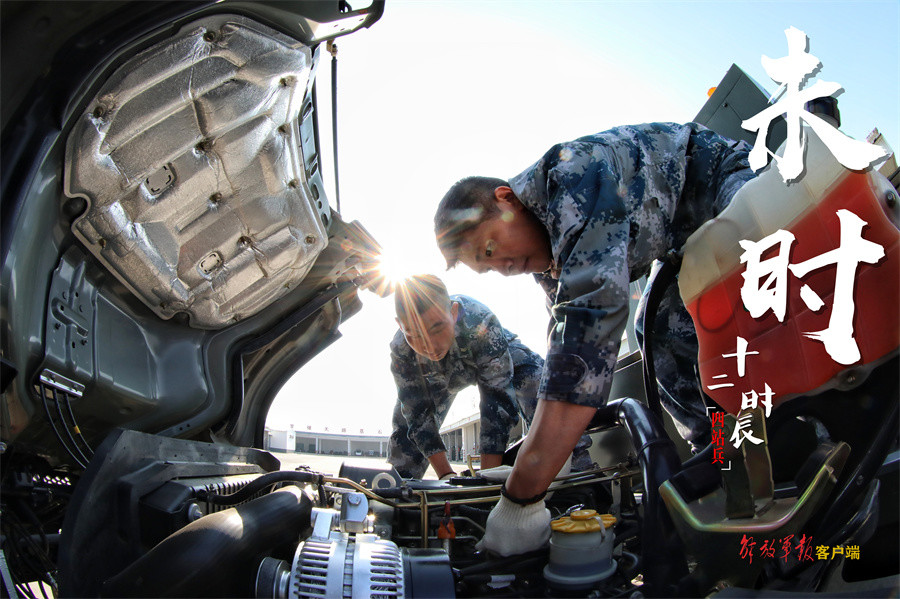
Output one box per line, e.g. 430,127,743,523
270,450,462,480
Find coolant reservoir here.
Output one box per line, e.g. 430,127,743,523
679,124,899,415
543,510,617,590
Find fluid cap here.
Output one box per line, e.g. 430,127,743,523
550,509,617,534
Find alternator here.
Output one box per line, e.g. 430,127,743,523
255,498,454,599
291,534,404,598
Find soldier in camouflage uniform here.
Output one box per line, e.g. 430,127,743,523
388,274,546,479
434,122,754,556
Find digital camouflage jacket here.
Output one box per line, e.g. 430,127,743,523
510,122,754,409
388,295,543,477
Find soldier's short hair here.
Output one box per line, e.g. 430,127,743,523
394,274,451,325
434,176,508,268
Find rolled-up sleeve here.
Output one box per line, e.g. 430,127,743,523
541,229,630,407
537,150,631,407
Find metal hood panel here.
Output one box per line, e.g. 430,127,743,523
65,13,327,329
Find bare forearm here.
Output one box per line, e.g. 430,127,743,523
506,399,596,499
427,451,454,478
480,453,503,470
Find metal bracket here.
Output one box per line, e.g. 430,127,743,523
310,507,339,540
340,492,369,533
38,369,84,398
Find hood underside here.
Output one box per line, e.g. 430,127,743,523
66,13,329,329
1,1,385,463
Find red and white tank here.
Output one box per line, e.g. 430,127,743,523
679,125,899,415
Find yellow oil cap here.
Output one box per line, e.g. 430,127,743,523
550,510,617,534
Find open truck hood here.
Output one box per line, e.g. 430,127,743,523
1,0,385,465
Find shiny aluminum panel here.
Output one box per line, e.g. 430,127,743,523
65,14,327,329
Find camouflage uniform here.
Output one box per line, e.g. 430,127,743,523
388,295,544,478
510,122,755,450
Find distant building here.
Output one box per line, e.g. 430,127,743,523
438,413,525,463
267,425,297,452
264,424,390,457
265,411,524,462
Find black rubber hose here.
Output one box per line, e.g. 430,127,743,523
618,550,641,580
456,504,491,520
639,257,681,421
101,486,312,598
197,470,322,505
681,440,715,469
597,398,688,597
460,551,549,576
612,520,641,544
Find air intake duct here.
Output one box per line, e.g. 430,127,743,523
102,485,313,597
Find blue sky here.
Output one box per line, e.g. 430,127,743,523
267,1,900,435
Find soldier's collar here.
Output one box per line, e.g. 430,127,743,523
544,260,561,279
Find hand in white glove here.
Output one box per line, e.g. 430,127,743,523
476,496,551,556
439,472,456,480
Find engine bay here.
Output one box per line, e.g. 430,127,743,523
1,3,897,598
3,382,898,598
53,427,644,599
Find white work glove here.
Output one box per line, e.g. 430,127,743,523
476,496,551,556
479,455,571,484
439,472,456,480
478,465,513,483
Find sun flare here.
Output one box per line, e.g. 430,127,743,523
375,247,421,288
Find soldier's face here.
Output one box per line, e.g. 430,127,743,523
453,187,552,276
397,301,459,361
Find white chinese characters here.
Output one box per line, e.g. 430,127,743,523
730,412,764,448
739,209,885,365
742,26,887,183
